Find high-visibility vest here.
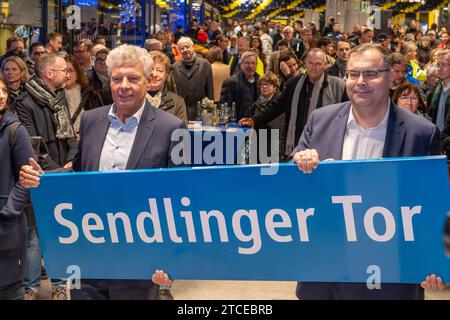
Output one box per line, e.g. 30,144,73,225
229,55,265,77
410,59,426,82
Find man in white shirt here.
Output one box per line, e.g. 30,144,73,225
290,44,442,299
19,44,184,300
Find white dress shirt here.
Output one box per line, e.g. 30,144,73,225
341,104,389,160
99,102,146,171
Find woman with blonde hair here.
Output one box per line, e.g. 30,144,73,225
147,51,187,124
1,56,30,106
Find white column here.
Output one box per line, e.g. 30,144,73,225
337,0,346,26
311,11,321,25
326,0,338,23
344,0,360,33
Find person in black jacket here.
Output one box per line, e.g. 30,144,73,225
0,75,34,300
86,48,113,105
250,73,285,161
326,39,351,79
221,51,260,121
442,109,450,158
14,53,78,300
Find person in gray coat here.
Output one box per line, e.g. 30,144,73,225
172,37,213,120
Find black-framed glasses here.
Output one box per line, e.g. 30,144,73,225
51,68,69,74
346,69,390,81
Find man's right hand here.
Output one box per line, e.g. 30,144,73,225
20,158,44,189
239,118,254,128
292,149,319,174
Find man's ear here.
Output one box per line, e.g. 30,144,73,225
388,69,394,87
46,69,53,81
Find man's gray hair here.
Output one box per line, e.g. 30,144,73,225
437,49,450,60
177,37,194,46
35,53,62,78
106,44,153,78
239,51,258,65
348,43,392,69
144,39,163,51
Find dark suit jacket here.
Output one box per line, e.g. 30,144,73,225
442,108,450,157
15,91,78,171
325,62,342,78
291,101,441,300
292,101,441,159
73,101,184,172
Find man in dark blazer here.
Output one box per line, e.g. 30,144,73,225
221,51,260,121
20,44,183,300
172,37,213,121
291,44,441,299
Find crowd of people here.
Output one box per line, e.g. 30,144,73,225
0,16,449,300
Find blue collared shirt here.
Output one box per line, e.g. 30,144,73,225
99,102,146,171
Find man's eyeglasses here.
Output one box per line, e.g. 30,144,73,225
259,83,273,88
51,68,69,74
346,69,390,81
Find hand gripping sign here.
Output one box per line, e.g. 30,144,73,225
31,156,450,283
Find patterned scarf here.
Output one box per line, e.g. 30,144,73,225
146,90,163,108
8,84,24,103
25,74,75,139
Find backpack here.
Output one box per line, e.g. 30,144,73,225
8,121,21,147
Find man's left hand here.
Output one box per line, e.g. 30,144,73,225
152,270,174,286
421,274,447,291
